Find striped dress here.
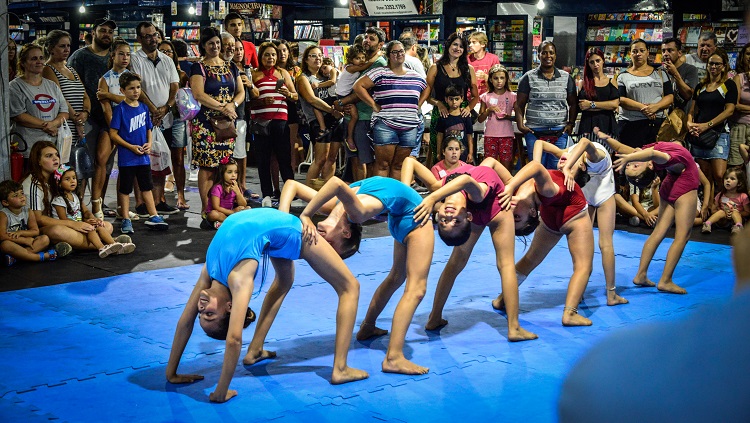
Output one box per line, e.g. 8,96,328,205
49,64,86,143
367,66,426,131
251,68,287,121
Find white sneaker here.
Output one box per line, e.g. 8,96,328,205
99,243,123,258
262,196,272,208
188,168,199,182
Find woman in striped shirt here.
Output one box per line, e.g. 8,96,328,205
42,30,91,150
353,41,427,181
250,42,298,202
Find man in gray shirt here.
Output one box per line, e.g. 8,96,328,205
661,37,699,113
685,31,717,81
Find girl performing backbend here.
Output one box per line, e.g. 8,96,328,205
495,160,594,326
166,208,368,403
281,176,434,375
532,137,628,305
400,157,538,341
596,128,706,294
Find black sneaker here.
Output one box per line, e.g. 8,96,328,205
156,201,180,215
135,203,149,218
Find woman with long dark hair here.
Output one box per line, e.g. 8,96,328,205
577,47,620,152
423,33,478,164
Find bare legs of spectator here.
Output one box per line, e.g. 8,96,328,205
349,156,366,182
305,142,332,187
373,145,412,181
289,122,301,169
170,146,188,209
91,131,116,217
197,166,215,213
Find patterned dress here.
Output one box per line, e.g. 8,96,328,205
190,60,239,168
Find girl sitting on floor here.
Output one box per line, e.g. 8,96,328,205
205,157,250,229
430,136,468,180
50,165,134,258
703,167,749,234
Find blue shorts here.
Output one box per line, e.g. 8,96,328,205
348,120,375,164
167,120,188,149
372,119,419,149
691,132,730,160
410,117,425,157
524,126,569,169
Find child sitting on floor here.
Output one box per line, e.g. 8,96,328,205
0,180,55,265
205,157,250,229
430,136,468,180
51,165,135,258
703,168,750,234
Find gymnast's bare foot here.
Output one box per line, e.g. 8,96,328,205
242,349,277,365
424,315,448,331
382,356,429,375
356,321,388,340
657,280,687,294
507,326,538,342
331,366,369,384
632,274,656,287
562,309,592,326
606,290,629,306
491,294,505,311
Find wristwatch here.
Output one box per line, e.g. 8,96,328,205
590,101,596,109
707,121,714,127
233,101,239,108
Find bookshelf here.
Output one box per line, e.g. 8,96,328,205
294,20,323,41
393,17,443,46
456,17,487,39
584,12,666,68
487,16,528,85
323,23,349,43
677,14,744,70
170,21,201,57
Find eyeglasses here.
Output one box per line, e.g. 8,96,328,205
708,61,724,67
389,50,405,56
159,49,173,55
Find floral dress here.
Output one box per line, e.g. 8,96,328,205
190,60,239,168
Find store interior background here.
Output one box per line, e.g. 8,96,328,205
0,0,745,179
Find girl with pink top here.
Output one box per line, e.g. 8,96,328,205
205,158,250,229
478,65,518,171
430,136,468,180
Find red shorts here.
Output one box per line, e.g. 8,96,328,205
483,136,515,163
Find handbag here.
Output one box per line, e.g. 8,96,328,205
209,115,238,142
250,118,272,137
686,128,721,150
176,87,200,121
68,137,94,179
57,120,73,163
656,109,688,142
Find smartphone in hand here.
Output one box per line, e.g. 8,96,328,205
275,79,285,90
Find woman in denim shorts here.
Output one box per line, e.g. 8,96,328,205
352,41,427,181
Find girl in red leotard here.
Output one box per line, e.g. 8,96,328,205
496,160,594,326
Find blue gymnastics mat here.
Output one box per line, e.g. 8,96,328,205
0,228,735,422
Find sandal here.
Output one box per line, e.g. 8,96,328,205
39,249,58,262
213,221,222,230
103,208,117,218
4,254,16,267
98,243,124,258
177,201,190,211
92,198,104,220
345,138,358,153
116,242,137,255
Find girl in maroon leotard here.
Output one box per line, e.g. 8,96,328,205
497,161,595,326
596,128,710,295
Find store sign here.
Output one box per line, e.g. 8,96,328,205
350,0,420,17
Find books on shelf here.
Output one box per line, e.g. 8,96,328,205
588,12,664,21
586,24,663,43
172,28,200,41
686,26,702,45
294,24,322,40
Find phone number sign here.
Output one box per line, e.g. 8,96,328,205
360,0,419,16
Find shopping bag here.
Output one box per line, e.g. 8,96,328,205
57,120,73,163
149,128,172,172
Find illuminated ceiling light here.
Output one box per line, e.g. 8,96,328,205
188,4,196,15
536,0,545,10
79,3,86,13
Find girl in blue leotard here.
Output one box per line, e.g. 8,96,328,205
281,176,434,375
166,208,368,403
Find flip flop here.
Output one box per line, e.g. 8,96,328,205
345,139,358,153
4,254,16,267
177,202,190,211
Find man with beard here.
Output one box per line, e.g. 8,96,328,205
685,31,718,81
661,37,699,114
129,21,180,216
68,18,116,218
333,27,386,180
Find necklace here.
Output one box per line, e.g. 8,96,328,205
448,62,457,73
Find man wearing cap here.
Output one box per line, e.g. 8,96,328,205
69,18,117,218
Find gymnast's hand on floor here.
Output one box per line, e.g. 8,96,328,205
300,215,318,244
167,373,204,384
209,389,237,403
413,197,435,226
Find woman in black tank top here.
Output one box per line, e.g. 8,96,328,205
424,33,479,165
